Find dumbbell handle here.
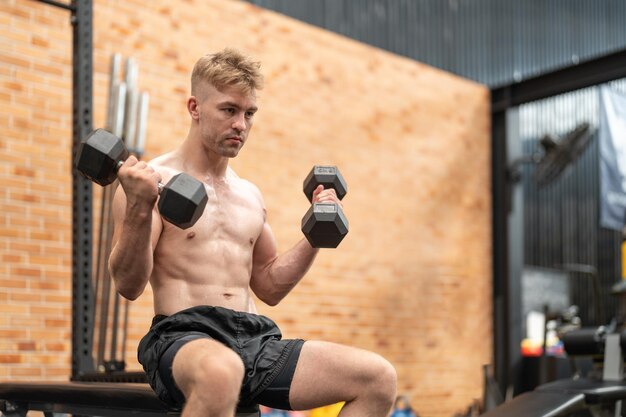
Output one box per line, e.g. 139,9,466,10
114,159,166,193
311,202,339,213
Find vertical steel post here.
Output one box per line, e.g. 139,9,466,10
71,0,95,379
491,103,509,395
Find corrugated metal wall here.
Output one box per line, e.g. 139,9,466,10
246,1,626,323
247,0,626,87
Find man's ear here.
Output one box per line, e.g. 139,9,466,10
187,96,199,120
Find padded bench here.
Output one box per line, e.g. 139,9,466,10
536,379,626,404
0,381,260,417
480,379,626,417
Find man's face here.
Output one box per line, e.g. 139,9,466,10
192,82,258,158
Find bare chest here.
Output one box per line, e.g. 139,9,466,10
160,182,265,246
204,185,264,241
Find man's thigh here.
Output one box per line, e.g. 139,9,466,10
288,341,394,410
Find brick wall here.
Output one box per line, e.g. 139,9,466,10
0,1,492,416
1,0,73,381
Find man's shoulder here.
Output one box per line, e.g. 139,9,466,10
239,177,262,195
228,171,264,208
239,178,265,206
147,153,184,182
148,152,177,169
228,169,261,194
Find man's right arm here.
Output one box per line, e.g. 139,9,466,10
108,157,163,301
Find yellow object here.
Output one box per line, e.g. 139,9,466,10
309,402,345,417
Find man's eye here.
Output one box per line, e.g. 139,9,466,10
223,108,235,114
245,112,255,119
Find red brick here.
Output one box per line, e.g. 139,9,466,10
10,292,42,302
9,242,42,254
30,280,61,291
0,328,28,339
30,330,66,341
12,267,41,278
44,342,67,352
17,341,37,351
43,318,68,328
0,279,28,289
31,305,63,316
12,165,36,177
10,367,42,377
2,253,24,263
31,35,49,48
0,354,23,365
44,367,72,378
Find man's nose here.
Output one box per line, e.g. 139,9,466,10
232,113,246,132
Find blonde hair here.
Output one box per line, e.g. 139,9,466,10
191,48,263,96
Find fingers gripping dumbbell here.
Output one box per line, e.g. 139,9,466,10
301,166,349,248
75,129,208,229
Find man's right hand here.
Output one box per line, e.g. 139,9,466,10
117,155,162,213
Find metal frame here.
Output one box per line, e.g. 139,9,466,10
491,49,626,112
490,48,626,394
69,0,95,380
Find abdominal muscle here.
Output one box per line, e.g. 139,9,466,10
152,279,255,316
149,223,261,316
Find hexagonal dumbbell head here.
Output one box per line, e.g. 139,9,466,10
303,166,347,202
158,173,209,229
301,203,349,248
76,129,129,186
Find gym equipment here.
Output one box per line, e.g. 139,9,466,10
76,129,208,229
482,327,626,417
92,55,152,376
301,165,349,248
534,122,593,187
507,122,593,187
93,54,130,375
0,381,260,417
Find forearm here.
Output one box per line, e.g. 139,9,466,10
260,238,319,305
109,211,154,300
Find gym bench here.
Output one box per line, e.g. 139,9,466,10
0,381,260,417
482,329,626,417
480,379,626,417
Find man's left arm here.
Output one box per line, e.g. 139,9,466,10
250,185,339,306
250,224,318,306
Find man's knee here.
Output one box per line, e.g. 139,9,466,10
367,355,397,404
176,342,244,402
196,350,244,392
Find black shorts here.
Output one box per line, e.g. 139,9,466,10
137,305,304,411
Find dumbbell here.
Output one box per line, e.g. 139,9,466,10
301,166,349,248
75,129,208,229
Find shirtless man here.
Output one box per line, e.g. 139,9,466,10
109,48,397,417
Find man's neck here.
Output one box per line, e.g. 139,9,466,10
178,132,230,180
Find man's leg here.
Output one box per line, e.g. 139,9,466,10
172,338,245,417
288,341,397,417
